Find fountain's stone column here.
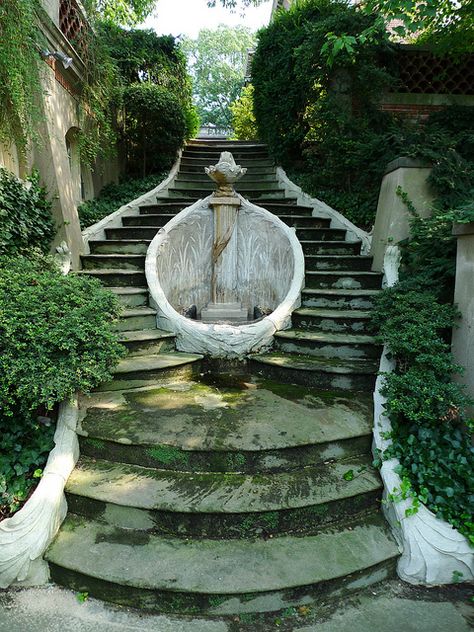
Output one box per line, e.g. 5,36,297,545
201,152,249,323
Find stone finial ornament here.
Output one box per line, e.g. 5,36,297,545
205,151,247,197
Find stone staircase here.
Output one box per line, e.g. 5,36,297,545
45,140,398,623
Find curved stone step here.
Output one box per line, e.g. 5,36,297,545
78,379,372,472
274,329,380,360
305,270,383,290
108,287,149,308
304,255,373,272
301,240,362,255
301,288,380,310
114,307,156,332
293,308,372,334
81,254,146,271
45,513,398,615
89,240,151,255
96,353,202,391
65,454,381,538
249,352,378,391
118,329,175,356
77,269,146,287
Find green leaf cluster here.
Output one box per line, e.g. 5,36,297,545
78,173,167,229
0,254,126,516
0,168,55,256
101,25,198,175
230,84,258,141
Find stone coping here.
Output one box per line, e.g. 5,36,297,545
452,222,474,237
384,157,431,176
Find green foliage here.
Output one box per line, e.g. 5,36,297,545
0,255,125,416
78,174,166,229
252,0,396,227
0,0,44,152
371,279,474,541
182,25,257,127
230,84,258,140
121,84,187,177
102,25,197,170
0,254,125,516
1,411,55,517
0,168,55,256
93,0,156,27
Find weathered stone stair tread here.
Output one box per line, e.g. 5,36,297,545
120,307,156,318
275,329,378,344
118,329,173,343
294,308,372,320
109,286,148,294
46,512,398,594
66,454,380,514
113,353,202,375
251,353,378,375
303,288,380,296
79,380,372,451
307,270,381,278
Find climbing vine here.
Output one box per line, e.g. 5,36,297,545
0,0,45,153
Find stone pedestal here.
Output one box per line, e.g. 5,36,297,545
201,195,248,323
371,157,434,272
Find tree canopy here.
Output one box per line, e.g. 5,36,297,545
182,24,256,128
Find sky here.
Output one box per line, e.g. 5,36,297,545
140,0,273,39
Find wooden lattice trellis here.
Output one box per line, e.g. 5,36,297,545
395,48,474,95
59,0,88,59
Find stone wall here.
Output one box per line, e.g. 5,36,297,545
451,223,474,416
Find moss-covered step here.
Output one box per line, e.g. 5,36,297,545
167,188,285,199
77,269,146,287
64,454,381,538
96,353,202,391
81,254,146,271
105,226,160,241
113,307,157,332
300,240,362,256
301,288,380,310
118,329,175,356
78,379,373,472
249,352,378,391
274,330,380,360
45,512,398,616
295,227,347,241
292,308,372,334
89,240,152,255
108,287,149,308
305,270,383,290
122,214,177,227
278,215,329,228
256,203,315,216
304,255,373,272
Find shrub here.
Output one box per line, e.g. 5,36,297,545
121,83,187,176
0,254,125,516
230,84,258,141
78,174,167,229
0,168,55,255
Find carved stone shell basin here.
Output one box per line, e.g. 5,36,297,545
145,195,305,357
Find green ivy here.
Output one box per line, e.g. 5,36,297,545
0,168,55,256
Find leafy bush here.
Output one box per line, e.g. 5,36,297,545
371,286,474,541
78,174,166,229
230,84,258,141
0,168,55,255
121,84,187,177
0,254,125,516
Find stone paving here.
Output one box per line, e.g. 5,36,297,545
0,580,471,632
